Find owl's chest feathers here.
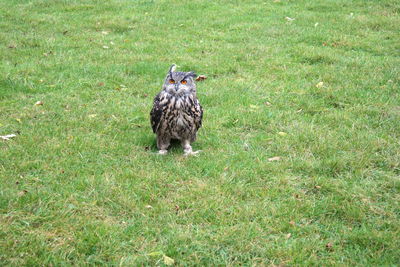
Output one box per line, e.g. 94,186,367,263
160,94,196,136
161,93,193,113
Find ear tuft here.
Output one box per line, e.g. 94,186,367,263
169,64,177,73
187,71,197,78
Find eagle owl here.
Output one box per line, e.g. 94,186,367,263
150,64,203,155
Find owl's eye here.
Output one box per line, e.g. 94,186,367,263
181,80,187,85
169,79,175,84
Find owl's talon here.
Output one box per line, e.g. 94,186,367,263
184,150,201,156
158,149,168,155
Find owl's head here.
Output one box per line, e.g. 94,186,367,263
162,64,197,97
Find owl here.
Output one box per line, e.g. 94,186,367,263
150,64,203,155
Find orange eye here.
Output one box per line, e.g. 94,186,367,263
181,80,187,85
169,79,175,84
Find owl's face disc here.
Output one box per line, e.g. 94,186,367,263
163,71,196,97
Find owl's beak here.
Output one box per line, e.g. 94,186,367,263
174,84,179,91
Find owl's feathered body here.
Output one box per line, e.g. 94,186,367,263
150,65,203,155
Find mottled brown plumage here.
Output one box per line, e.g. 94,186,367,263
150,65,203,155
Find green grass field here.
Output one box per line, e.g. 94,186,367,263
1,0,399,265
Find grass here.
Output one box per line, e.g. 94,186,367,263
0,0,399,265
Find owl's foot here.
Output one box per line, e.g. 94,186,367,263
184,149,202,156
158,149,168,155
182,141,201,156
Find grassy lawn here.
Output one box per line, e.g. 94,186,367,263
1,0,399,265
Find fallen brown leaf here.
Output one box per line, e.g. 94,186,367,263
195,75,207,82
35,101,44,106
289,221,295,226
286,233,292,239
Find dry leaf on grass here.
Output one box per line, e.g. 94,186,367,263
326,242,333,251
249,104,259,110
18,190,28,196
286,233,292,239
285,16,295,21
268,156,281,162
278,132,287,136
1,134,17,141
35,101,43,106
147,251,163,257
243,142,250,151
195,75,207,82
145,205,153,209
315,81,324,88
163,255,175,266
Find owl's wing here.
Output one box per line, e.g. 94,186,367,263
150,93,163,133
193,99,203,130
